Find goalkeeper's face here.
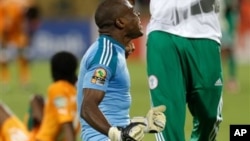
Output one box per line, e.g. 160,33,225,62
122,0,143,39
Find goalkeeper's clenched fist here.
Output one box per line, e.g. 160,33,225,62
108,105,166,141
108,122,146,141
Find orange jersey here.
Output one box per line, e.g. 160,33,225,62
27,127,39,141
0,116,29,141
239,0,250,33
23,112,42,141
0,3,3,33
35,80,77,141
1,0,27,47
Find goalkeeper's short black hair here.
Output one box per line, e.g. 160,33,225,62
50,51,78,84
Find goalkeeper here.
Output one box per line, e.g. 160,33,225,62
76,0,166,141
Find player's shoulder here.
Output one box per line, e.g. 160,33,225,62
93,36,120,67
81,35,122,75
48,80,74,94
47,81,64,96
1,115,29,135
48,80,71,89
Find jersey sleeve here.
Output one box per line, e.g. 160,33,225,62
81,65,112,92
81,38,118,92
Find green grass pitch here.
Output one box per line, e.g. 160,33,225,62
0,60,249,141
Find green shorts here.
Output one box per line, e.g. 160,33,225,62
146,31,223,141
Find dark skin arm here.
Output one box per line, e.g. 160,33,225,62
30,95,44,126
80,88,111,136
62,122,75,141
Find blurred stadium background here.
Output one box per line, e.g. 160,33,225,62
0,0,250,141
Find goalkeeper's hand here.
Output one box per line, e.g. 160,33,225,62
108,122,146,141
131,105,166,133
125,42,135,58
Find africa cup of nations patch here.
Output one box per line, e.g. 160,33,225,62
91,68,107,85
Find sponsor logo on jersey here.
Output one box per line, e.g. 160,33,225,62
91,68,107,85
214,78,223,86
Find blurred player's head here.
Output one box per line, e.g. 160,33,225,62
50,51,78,84
94,0,143,39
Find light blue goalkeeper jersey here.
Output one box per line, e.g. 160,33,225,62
76,35,131,141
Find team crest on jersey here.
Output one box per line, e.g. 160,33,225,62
54,96,67,108
91,68,107,85
148,75,158,89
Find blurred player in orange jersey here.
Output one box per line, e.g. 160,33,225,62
0,0,9,86
25,0,40,41
238,0,250,49
0,94,44,141
0,0,4,42
0,51,80,141
34,51,79,141
238,0,250,35
0,102,30,141
0,0,30,87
